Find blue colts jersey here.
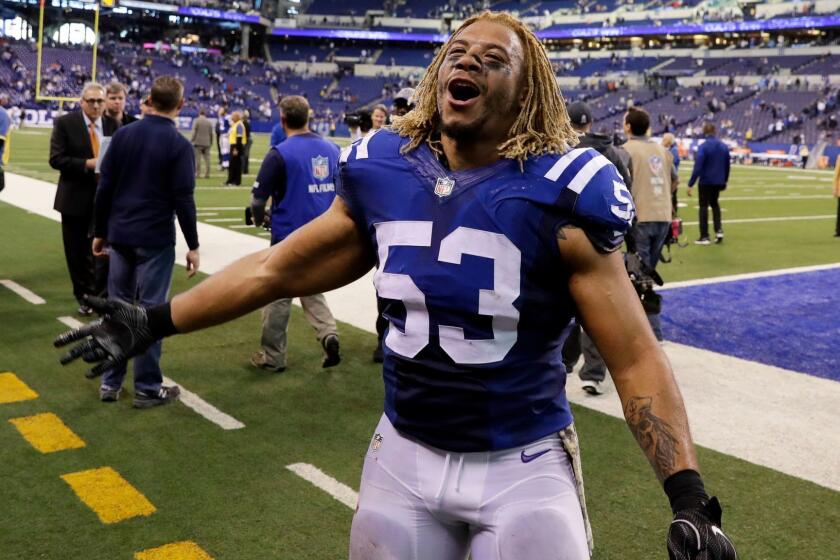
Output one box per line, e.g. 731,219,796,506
338,130,634,452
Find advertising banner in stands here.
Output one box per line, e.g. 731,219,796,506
271,15,840,43
538,15,840,40
178,7,262,24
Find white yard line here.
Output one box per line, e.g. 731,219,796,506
683,214,834,226
660,262,840,290
196,212,218,217
1,279,46,304
732,164,832,174
784,175,832,181
286,463,358,509
3,172,837,491
161,375,245,430
55,317,245,431
720,195,833,201
199,207,245,211
204,218,243,223
229,225,254,229
57,316,85,329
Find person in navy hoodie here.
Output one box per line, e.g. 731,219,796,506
687,122,730,245
92,76,200,408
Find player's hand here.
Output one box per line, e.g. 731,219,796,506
85,158,97,170
667,497,737,560
54,296,159,379
686,187,694,197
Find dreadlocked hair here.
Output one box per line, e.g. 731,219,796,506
391,11,579,165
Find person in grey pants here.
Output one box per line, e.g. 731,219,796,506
191,108,214,178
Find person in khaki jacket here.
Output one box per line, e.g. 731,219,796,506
622,107,678,341
191,108,214,178
833,156,840,237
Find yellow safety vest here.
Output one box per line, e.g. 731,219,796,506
228,121,247,147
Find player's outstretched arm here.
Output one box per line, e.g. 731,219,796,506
557,226,737,560
55,197,375,373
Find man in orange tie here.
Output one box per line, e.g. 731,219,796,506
49,82,119,315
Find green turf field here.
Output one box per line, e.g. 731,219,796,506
2,128,839,559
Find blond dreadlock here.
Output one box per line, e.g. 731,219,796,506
391,11,579,165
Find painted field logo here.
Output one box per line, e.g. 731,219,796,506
434,177,455,198
311,156,330,180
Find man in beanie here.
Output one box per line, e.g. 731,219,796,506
567,101,632,188
392,87,416,117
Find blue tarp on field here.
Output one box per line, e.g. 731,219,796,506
661,268,840,381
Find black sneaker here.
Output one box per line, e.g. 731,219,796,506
715,232,724,244
322,334,341,368
99,386,121,402
694,238,711,246
133,386,180,409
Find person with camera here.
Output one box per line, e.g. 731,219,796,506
623,107,678,341
248,95,341,372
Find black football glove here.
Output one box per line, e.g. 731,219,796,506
54,296,162,379
668,497,737,560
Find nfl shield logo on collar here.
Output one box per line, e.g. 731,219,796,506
434,177,455,198
371,433,383,451
311,156,330,180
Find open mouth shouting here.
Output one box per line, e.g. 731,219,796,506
446,77,482,109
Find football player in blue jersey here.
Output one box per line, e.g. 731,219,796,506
56,11,737,560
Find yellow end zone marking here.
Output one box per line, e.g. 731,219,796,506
61,466,156,524
134,541,214,560
0,372,38,404
9,412,85,453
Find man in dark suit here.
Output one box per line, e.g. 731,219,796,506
49,82,118,315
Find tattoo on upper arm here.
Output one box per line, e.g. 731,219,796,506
624,396,679,479
555,224,579,241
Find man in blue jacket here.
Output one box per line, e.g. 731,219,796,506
688,123,730,245
93,76,200,407
249,95,340,372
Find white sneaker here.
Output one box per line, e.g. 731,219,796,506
694,238,711,245
581,379,605,395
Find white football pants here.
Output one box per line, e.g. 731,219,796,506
349,414,590,560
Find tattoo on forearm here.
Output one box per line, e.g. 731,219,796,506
624,396,679,479
556,225,579,241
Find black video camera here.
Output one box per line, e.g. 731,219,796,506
244,206,271,230
625,252,663,314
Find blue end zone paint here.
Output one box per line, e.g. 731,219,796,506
661,268,840,381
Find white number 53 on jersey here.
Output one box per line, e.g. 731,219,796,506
374,221,521,365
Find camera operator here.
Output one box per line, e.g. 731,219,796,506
392,88,415,117
345,110,373,141
248,96,341,372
